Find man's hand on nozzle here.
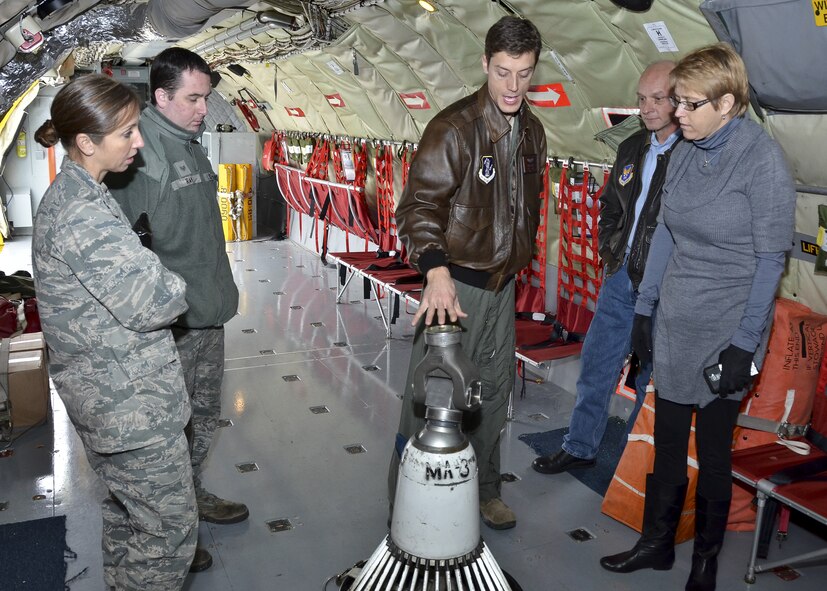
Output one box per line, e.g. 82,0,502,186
411,266,468,327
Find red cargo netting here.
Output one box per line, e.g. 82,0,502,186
515,160,550,314
555,161,606,336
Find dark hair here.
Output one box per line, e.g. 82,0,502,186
150,47,211,105
34,74,141,154
484,16,542,65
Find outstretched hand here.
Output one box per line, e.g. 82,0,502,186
411,266,468,327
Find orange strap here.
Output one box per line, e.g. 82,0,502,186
47,146,56,183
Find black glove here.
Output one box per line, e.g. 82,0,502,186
717,344,754,397
631,313,653,368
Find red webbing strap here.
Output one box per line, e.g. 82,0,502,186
276,132,288,166
515,160,550,313
351,141,372,250
354,141,367,188
330,141,352,252
305,138,330,180
305,138,331,255
555,162,604,335
391,143,417,261
328,140,374,252
375,143,396,253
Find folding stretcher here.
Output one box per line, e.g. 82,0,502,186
327,251,422,338
729,441,827,583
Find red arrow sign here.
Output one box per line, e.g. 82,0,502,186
285,107,305,117
526,83,571,108
325,93,345,108
399,92,431,110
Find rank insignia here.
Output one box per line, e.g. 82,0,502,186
174,160,193,177
478,155,495,184
619,164,634,186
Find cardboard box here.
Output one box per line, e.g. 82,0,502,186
2,333,50,430
8,332,45,353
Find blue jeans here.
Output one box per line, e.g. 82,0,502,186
562,261,651,459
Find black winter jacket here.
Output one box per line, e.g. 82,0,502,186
597,128,679,289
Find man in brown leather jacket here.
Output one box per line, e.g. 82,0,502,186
388,15,547,530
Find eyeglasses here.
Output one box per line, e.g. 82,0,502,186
668,96,717,111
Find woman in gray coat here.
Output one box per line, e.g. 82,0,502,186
599,44,796,591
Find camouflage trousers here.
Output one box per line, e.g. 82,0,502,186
86,431,197,590
172,326,225,491
388,280,516,505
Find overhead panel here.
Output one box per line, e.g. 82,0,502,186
516,2,642,106
343,29,430,132
437,0,509,46
765,113,827,189
289,55,363,137
271,58,328,133
306,40,398,139
347,5,465,117
593,0,716,69
232,61,290,132
376,0,486,90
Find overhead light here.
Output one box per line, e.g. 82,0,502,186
419,1,437,12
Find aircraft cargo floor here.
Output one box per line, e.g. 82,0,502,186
1,235,826,590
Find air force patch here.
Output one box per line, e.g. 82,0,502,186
619,164,634,186
478,155,495,184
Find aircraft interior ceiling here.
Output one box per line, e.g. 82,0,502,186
1,0,826,313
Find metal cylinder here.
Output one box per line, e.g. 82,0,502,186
391,409,480,559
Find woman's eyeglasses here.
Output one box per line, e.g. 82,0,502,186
669,96,717,111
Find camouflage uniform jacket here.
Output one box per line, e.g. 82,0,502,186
32,158,191,454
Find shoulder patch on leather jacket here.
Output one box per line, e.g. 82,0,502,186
478,155,496,184
619,163,634,186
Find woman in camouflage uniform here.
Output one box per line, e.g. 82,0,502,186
32,74,197,591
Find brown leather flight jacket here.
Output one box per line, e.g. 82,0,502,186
396,84,547,292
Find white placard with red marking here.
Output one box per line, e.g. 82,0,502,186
399,92,431,110
285,107,305,117
325,93,346,108
526,84,571,108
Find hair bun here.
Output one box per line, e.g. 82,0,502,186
34,119,60,148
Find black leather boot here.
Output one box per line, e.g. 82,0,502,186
685,495,730,591
600,473,688,573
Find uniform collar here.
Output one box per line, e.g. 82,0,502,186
143,104,206,141
478,83,527,143
61,157,101,190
